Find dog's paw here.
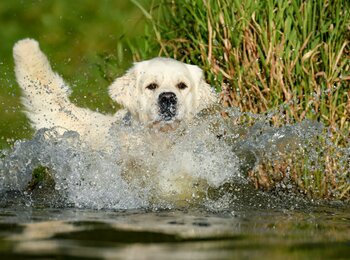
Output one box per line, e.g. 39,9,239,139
13,38,40,60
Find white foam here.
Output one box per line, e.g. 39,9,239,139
0,112,243,209
1,107,344,210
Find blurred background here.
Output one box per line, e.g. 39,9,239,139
0,0,150,148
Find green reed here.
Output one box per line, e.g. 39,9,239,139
132,0,350,133
130,0,350,200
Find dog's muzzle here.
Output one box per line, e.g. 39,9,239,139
158,92,177,121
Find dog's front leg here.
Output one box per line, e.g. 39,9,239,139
13,38,77,130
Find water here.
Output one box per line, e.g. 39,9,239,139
0,206,349,259
0,107,349,258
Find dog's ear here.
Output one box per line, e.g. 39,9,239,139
108,66,138,112
186,64,217,112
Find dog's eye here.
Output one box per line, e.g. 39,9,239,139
177,82,188,90
146,83,158,90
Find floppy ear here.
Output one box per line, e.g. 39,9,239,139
186,64,217,112
108,66,138,112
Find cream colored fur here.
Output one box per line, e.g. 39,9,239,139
13,38,217,149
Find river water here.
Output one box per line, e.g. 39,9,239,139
0,108,349,258
0,205,349,259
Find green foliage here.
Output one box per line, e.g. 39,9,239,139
26,165,52,191
130,0,350,199
133,0,350,136
32,166,50,182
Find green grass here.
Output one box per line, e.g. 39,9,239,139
0,0,148,148
131,0,350,134
128,0,350,200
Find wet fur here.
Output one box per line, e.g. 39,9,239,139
13,39,217,149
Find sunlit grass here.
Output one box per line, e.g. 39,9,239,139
133,0,350,132
130,0,350,200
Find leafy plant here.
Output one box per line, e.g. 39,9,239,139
130,0,350,200
132,0,350,136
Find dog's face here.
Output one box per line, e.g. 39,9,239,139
109,58,217,128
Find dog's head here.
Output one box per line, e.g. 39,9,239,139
109,58,217,128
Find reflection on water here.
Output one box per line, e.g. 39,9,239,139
0,206,349,259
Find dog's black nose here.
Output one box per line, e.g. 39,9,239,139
158,92,177,121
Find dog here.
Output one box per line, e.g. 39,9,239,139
13,39,217,150
12,39,223,206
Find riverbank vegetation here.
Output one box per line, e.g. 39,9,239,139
127,0,349,200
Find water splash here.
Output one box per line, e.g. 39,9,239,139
0,107,348,210
0,128,144,209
